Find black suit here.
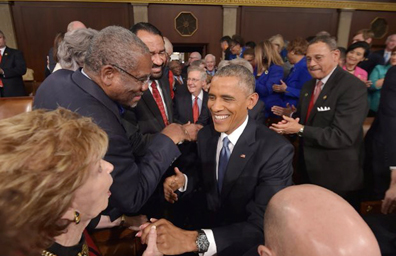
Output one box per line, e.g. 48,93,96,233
0,47,27,97
173,89,211,126
358,51,384,75
195,118,293,255
33,69,180,219
365,66,396,199
297,66,368,194
125,74,173,144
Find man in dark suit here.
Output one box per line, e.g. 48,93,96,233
0,30,27,97
173,66,211,126
271,36,368,206
33,26,194,224
365,66,396,210
138,65,294,256
374,34,396,66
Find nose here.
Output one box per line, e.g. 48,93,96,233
102,159,114,174
152,54,164,66
209,98,223,112
307,58,316,67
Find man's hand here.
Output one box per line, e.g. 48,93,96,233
182,122,203,141
272,80,287,93
139,219,198,255
161,123,188,144
271,103,296,117
270,115,303,135
382,170,396,214
142,226,163,256
163,167,186,203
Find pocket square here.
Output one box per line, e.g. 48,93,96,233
317,106,330,112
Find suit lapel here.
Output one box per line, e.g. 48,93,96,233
159,77,173,123
204,127,221,207
300,79,315,124
306,67,340,124
221,119,256,202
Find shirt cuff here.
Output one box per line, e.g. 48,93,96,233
200,229,217,256
390,167,396,170
178,174,188,192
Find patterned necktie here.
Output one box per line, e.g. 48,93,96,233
306,80,323,122
193,96,199,123
151,81,169,126
0,52,3,87
218,137,231,193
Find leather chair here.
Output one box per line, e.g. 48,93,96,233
0,96,34,120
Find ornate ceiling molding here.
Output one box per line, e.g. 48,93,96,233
3,0,396,12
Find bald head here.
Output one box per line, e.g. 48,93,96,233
259,185,380,256
67,21,86,32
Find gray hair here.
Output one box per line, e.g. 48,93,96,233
386,34,396,43
204,54,216,62
58,28,98,71
213,64,255,94
218,58,253,74
84,26,149,74
187,66,207,81
309,35,338,51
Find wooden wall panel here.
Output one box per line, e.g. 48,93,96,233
148,4,223,62
12,2,132,82
350,10,396,50
240,7,338,44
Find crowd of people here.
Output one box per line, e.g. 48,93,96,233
0,20,395,256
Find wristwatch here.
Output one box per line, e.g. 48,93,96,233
298,126,304,137
196,229,210,253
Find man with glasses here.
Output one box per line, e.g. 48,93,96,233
34,26,194,225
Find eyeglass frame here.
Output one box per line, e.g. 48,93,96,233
110,64,150,85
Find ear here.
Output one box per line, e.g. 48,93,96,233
247,92,259,110
61,207,76,222
332,49,341,62
258,245,274,256
100,65,116,88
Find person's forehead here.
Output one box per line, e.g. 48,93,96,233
136,31,164,50
307,42,331,55
188,70,201,77
388,35,396,41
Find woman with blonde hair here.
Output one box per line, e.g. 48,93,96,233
0,108,160,256
254,40,284,119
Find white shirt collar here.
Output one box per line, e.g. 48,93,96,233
0,47,6,56
317,66,337,88
191,89,203,102
220,115,249,147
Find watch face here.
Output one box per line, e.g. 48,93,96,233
196,231,210,253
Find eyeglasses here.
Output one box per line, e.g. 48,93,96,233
111,64,150,85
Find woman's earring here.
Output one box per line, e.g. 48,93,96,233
74,211,81,224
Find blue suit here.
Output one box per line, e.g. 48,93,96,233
254,64,284,118
282,56,312,107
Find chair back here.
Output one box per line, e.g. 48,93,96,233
0,97,34,120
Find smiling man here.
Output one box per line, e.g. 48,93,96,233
270,36,368,208
140,64,294,256
33,26,192,224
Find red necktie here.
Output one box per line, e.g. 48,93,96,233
193,96,199,123
0,52,3,87
306,80,323,122
151,81,169,126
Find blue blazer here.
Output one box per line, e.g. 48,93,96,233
282,56,312,107
254,64,284,118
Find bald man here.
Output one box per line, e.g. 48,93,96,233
257,185,381,256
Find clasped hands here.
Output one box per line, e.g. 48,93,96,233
161,122,203,144
136,218,198,255
269,115,303,135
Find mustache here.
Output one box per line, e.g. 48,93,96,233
152,63,164,68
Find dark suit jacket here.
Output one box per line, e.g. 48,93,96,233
196,118,294,255
0,47,27,97
297,66,368,192
358,50,384,75
126,74,174,144
173,89,211,126
365,66,396,198
33,69,180,219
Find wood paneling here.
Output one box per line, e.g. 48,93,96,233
240,7,338,43
148,4,223,61
11,2,133,82
350,10,396,50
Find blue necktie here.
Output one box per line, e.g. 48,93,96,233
218,137,231,193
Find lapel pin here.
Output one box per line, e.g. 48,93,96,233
323,95,327,100
305,93,308,97
240,154,246,158
4,53,8,56
264,70,268,75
